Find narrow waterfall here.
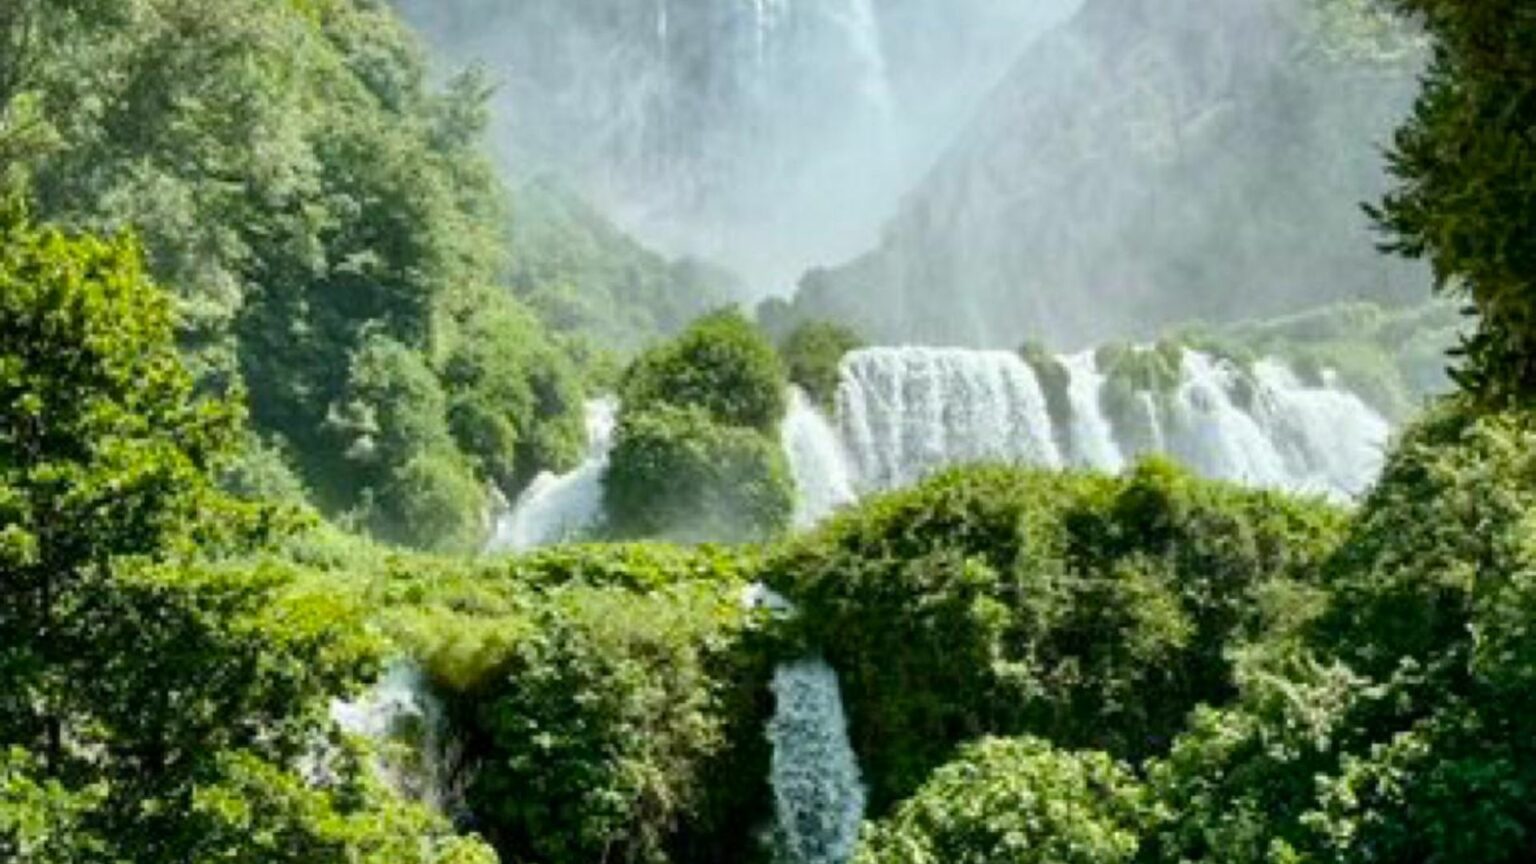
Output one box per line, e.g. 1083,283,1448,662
833,346,1391,500
837,347,1063,492
782,387,860,527
488,398,619,552
1062,351,1124,472
330,662,456,812
767,658,867,864
834,0,897,123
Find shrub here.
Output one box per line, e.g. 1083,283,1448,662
603,405,795,544
620,309,787,433
1149,403,1536,864
373,546,779,864
761,461,1345,809
779,321,863,411
855,737,1149,864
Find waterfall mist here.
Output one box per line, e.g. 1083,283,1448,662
390,0,1079,297
782,0,1429,347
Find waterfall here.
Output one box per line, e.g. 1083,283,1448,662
1062,351,1123,472
1249,361,1392,497
833,0,897,124
782,388,859,527
330,662,456,812
767,658,867,864
837,347,1063,492
1163,352,1295,489
832,346,1390,500
488,398,619,552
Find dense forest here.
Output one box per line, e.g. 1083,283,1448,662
3,0,1536,862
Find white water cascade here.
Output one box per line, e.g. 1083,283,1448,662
832,346,1391,501
782,388,860,527
767,658,867,864
329,662,457,813
488,398,619,552
837,347,1064,491
1062,350,1125,473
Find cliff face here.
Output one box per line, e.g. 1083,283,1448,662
393,0,1078,295
787,0,1427,348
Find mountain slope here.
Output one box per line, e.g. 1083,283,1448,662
784,0,1427,348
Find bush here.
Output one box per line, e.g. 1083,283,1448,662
855,737,1149,864
371,451,487,554
620,309,787,433
779,321,863,411
760,461,1345,809
1148,403,1536,864
373,546,779,864
441,295,586,491
603,405,795,544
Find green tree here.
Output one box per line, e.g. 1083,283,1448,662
603,405,795,544
778,320,863,411
621,309,787,434
0,215,487,861
1371,0,1536,405
856,737,1148,864
5,0,588,546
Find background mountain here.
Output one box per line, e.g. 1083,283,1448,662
777,0,1429,348
392,0,1080,295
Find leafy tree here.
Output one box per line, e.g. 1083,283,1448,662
604,405,795,544
5,0,588,547
855,737,1149,864
375,545,775,864
778,321,863,411
621,309,788,434
1371,0,1536,405
0,214,488,860
1149,404,1536,864
761,461,1344,809
441,295,585,491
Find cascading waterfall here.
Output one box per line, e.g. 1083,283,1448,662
833,346,1391,500
838,347,1063,491
832,0,897,123
767,658,867,864
782,387,860,527
330,662,457,813
488,398,619,552
1062,350,1124,472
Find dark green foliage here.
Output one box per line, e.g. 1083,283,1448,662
374,545,777,864
621,309,788,434
762,461,1345,810
604,405,795,545
0,216,489,861
2,0,588,549
855,737,1150,864
442,297,586,492
779,321,864,411
1371,0,1536,407
1148,403,1536,864
605,309,793,544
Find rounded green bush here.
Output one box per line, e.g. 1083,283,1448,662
856,737,1148,864
762,462,1345,809
779,321,864,411
620,309,787,433
603,405,795,544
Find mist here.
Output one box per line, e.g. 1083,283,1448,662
782,0,1430,348
391,0,1081,298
